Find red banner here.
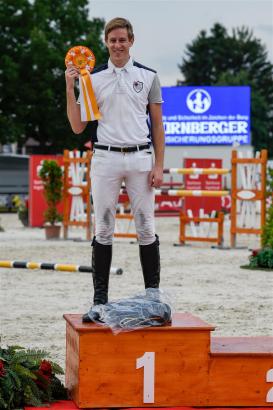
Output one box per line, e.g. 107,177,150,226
184,158,222,217
29,155,64,227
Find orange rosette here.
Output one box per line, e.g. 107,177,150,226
65,45,96,71
65,46,101,121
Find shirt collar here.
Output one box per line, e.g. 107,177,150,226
108,57,134,73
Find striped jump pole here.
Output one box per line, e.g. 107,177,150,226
154,189,229,197
120,188,229,197
0,260,123,275
163,167,230,175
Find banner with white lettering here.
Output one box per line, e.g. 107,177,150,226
162,86,250,146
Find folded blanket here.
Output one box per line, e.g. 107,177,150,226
88,288,172,334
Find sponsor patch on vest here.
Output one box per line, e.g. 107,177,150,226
133,81,143,93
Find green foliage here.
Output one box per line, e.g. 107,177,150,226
0,0,108,153
245,168,273,270
39,160,63,224
0,345,67,409
179,23,273,155
262,168,273,248
262,206,273,249
249,248,273,269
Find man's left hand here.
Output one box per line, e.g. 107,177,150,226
149,166,163,188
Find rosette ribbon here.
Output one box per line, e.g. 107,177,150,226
65,45,101,121
78,68,101,121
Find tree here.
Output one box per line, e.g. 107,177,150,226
0,0,33,146
0,0,108,153
178,23,273,156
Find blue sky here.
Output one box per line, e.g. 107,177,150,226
88,0,273,86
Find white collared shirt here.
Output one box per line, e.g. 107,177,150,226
90,57,163,146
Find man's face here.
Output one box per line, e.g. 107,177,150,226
105,28,134,67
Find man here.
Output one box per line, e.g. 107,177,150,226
65,17,165,322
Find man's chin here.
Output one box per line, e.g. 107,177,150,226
112,56,125,66
113,54,123,60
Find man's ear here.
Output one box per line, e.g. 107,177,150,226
129,35,135,47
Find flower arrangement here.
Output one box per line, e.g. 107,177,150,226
248,248,273,269
0,346,67,409
12,195,29,227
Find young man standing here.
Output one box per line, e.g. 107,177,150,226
65,17,165,322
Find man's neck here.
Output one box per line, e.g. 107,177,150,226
110,56,130,68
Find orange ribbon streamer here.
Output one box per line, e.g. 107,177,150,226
80,69,101,121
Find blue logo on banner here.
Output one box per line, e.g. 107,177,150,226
162,86,251,146
186,89,211,113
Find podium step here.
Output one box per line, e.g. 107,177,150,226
211,336,273,355
64,313,273,408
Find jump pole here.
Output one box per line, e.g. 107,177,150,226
163,167,230,175
120,188,229,197
0,260,123,275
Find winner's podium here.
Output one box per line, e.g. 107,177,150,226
64,313,273,408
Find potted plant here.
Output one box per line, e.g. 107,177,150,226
39,160,63,239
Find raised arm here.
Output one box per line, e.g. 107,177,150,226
65,66,88,134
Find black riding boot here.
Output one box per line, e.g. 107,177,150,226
139,235,160,289
82,237,112,322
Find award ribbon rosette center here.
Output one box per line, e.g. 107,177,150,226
65,45,101,121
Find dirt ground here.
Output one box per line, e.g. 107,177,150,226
0,213,272,369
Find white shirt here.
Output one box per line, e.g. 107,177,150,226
90,57,163,146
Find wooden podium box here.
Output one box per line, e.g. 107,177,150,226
64,313,273,408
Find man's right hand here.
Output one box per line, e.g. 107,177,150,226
65,65,88,134
65,66,79,90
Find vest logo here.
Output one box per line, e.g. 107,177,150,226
186,89,211,113
133,81,143,93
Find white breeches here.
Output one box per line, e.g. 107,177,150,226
91,149,155,246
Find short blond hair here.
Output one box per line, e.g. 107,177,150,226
105,17,134,41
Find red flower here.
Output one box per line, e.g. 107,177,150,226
252,249,260,257
0,360,6,377
34,369,50,389
34,360,52,390
39,360,52,376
